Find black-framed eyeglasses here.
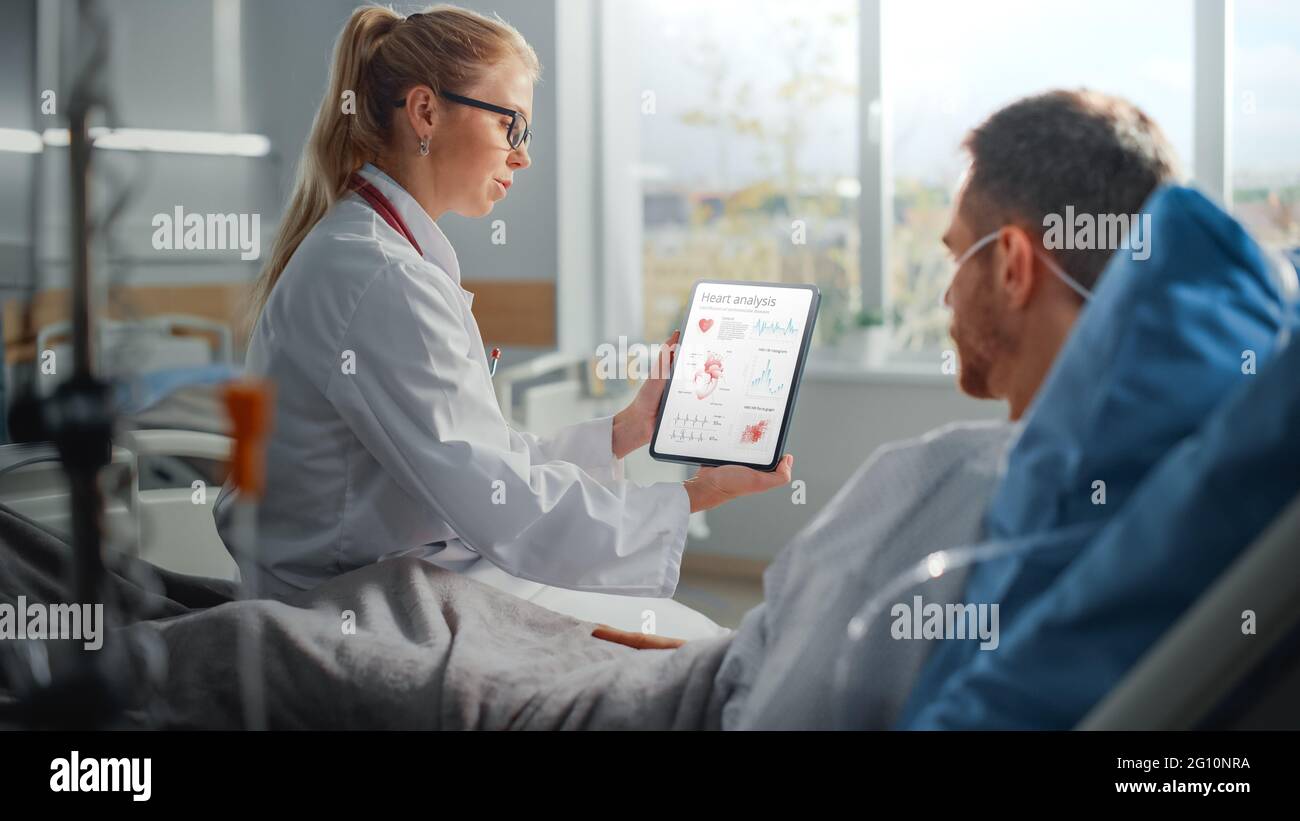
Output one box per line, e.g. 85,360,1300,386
395,91,532,150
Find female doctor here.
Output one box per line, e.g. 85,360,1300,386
216,4,793,631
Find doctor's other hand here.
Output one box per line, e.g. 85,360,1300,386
611,329,680,460
684,453,794,513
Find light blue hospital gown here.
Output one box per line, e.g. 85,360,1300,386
714,420,1015,729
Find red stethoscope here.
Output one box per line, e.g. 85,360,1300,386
349,172,501,377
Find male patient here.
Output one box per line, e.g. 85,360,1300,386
704,89,1180,729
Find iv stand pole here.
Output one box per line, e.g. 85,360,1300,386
8,0,125,727
65,16,113,613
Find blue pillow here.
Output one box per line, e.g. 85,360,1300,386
989,184,1287,537
898,185,1291,727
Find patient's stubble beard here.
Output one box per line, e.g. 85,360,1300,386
952,277,1015,402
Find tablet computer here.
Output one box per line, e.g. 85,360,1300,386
650,279,821,471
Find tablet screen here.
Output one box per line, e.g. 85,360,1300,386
651,280,819,469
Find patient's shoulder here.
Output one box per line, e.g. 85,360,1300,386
864,419,1015,483
788,419,1014,559
743,419,1016,695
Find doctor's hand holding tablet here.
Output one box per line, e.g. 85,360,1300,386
621,325,798,514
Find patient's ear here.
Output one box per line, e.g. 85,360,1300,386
999,226,1038,310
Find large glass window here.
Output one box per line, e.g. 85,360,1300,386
632,0,859,350
885,0,1194,359
1232,0,1300,250
620,0,1288,368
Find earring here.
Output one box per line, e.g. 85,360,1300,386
418,138,429,157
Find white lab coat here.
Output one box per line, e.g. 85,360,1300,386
216,163,690,603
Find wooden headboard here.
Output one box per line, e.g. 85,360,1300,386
3,280,555,364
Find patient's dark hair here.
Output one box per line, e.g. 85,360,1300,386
961,89,1181,290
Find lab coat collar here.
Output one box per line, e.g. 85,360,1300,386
356,162,461,285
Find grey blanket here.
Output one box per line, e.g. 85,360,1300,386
0,504,728,729
147,556,732,729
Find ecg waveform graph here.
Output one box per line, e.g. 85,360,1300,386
670,413,724,429
667,429,720,444
752,317,801,338
667,412,725,444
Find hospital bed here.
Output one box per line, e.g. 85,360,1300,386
36,314,233,393
8,433,1295,730
1081,489,1300,730
4,340,1298,727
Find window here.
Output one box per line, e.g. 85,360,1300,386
610,0,1277,370
884,0,1194,359
630,0,858,351
1232,0,1300,249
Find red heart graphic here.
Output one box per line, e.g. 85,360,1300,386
698,318,714,333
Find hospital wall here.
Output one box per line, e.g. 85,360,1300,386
0,1,39,299
3,0,560,321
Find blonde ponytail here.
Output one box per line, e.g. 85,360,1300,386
248,3,541,328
